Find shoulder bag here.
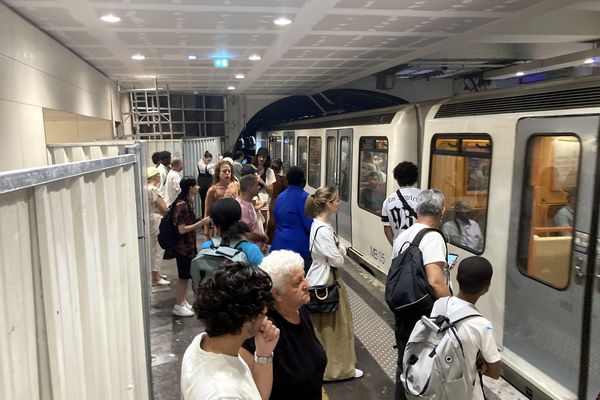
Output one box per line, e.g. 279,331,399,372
306,225,341,313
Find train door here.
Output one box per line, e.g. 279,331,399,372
505,116,600,399
268,135,282,160
282,131,295,168
325,129,353,242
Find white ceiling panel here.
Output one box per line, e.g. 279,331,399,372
4,0,598,95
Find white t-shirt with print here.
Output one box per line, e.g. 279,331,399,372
381,187,422,241
430,296,501,400
392,222,446,264
181,332,262,400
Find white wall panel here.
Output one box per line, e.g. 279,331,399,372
0,4,121,171
46,141,135,164
0,157,150,399
143,140,182,168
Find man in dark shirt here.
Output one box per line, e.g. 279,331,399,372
270,167,313,269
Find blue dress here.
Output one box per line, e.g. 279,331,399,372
270,185,313,259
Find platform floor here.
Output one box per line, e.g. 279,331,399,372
149,256,527,400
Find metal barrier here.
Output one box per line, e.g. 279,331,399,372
0,156,150,399
46,141,136,164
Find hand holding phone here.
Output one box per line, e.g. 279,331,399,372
447,253,459,270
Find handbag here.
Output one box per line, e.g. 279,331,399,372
306,268,340,313
305,225,341,313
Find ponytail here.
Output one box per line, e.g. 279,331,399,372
305,186,337,218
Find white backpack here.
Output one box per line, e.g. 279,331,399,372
401,297,482,400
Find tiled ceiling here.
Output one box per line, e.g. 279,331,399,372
3,0,599,95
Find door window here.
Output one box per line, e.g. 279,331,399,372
517,135,580,289
326,136,337,186
358,137,388,215
297,136,308,175
430,135,492,254
269,136,282,160
308,137,322,187
339,136,351,202
283,132,294,168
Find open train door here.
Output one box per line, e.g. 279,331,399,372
505,116,600,400
325,129,353,243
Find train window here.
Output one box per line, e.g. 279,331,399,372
430,135,492,254
358,137,388,216
517,135,580,289
297,137,308,175
282,132,294,168
308,137,322,187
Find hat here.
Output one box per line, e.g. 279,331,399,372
241,164,258,176
222,157,234,165
256,147,270,157
147,166,160,179
454,200,472,213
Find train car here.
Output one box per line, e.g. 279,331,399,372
264,76,600,400
424,76,600,400
264,104,421,273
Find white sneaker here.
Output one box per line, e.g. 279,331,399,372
354,369,364,379
152,278,170,286
161,274,168,279
172,304,194,317
183,300,193,310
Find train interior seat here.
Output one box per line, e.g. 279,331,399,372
529,235,571,288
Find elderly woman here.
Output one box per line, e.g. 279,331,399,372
241,250,326,400
147,167,170,286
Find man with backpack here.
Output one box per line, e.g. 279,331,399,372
401,256,501,400
388,189,451,400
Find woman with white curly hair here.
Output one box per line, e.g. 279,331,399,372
240,250,327,400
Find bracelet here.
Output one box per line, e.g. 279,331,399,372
253,352,273,365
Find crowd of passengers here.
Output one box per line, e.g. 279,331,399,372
147,148,502,400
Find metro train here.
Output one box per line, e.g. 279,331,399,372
260,76,600,400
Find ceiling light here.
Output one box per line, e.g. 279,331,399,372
136,75,156,79
235,74,245,79
131,54,145,61
274,17,292,26
584,57,598,64
100,14,121,23
187,54,197,60
249,54,261,61
227,86,236,90
515,71,524,76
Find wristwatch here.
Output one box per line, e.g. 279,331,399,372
254,352,274,365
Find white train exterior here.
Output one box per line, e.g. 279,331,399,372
264,76,600,400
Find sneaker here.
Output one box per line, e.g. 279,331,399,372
354,369,364,379
161,274,168,279
172,304,194,317
183,300,193,310
152,278,170,286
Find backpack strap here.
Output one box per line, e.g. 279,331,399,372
411,227,446,248
396,189,417,219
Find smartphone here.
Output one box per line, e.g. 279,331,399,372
447,253,459,269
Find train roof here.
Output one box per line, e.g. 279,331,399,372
266,103,415,131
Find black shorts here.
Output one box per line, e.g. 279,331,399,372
175,253,192,280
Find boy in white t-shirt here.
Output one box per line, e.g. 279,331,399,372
430,256,501,400
382,161,422,246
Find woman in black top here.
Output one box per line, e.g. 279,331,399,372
241,250,326,400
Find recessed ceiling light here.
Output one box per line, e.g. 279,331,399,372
249,54,261,61
584,57,598,64
131,54,145,61
274,17,292,26
100,14,121,23
136,75,156,79
188,54,197,60
515,71,524,76
227,86,236,90
235,74,245,79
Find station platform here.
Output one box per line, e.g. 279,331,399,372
149,256,527,400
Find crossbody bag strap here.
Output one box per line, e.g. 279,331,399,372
309,225,338,281
396,189,417,219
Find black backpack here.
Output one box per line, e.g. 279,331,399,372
385,228,446,317
158,209,180,250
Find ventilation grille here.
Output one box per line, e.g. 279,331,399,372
435,85,600,118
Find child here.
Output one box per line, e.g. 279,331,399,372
429,256,501,400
